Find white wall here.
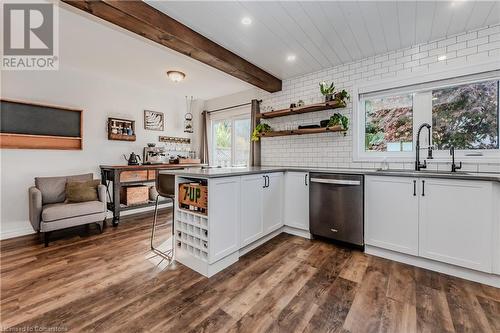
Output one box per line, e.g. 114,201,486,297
255,24,500,172
0,67,203,239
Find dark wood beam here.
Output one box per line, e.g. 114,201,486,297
62,0,282,93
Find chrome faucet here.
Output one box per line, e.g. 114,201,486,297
415,123,433,171
450,146,462,172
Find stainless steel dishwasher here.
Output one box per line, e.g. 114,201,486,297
309,173,364,247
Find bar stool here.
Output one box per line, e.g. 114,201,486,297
150,172,176,263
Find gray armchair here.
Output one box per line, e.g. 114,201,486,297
29,173,107,246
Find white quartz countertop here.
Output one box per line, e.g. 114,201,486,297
159,166,500,182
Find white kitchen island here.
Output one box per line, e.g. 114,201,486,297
165,167,311,277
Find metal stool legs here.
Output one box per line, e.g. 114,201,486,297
150,194,174,262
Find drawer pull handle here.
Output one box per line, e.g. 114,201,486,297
330,228,338,233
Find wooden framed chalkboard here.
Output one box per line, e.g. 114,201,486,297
0,99,83,150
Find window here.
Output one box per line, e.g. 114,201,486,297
354,68,500,162
211,113,250,167
365,94,413,152
432,80,499,150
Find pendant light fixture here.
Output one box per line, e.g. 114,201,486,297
184,96,194,133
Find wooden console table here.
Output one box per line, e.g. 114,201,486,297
100,164,203,226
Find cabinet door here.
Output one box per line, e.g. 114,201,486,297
240,174,265,247
419,178,493,272
263,173,284,233
365,176,419,255
209,177,240,262
284,172,309,230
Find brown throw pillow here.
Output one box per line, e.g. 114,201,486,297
66,180,100,203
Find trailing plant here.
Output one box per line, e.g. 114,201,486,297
335,89,350,103
327,113,349,134
251,123,272,141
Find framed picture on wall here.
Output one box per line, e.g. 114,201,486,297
144,110,164,131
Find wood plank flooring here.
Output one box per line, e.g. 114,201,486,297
1,209,499,332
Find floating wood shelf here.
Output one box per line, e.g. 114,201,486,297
258,126,345,138
257,100,346,119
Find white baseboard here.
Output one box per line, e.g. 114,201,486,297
283,226,311,239
366,245,500,288
1,223,36,240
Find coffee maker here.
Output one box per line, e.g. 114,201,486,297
143,145,167,164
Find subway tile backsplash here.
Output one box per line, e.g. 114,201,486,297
257,24,500,171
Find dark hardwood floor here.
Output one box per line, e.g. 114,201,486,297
1,209,499,332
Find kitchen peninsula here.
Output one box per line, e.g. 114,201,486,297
162,166,500,287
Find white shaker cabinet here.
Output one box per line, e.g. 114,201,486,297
263,173,284,234
365,175,495,274
365,176,419,255
419,178,494,272
208,177,241,263
284,172,309,231
240,174,265,247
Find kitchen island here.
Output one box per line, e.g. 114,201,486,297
161,166,500,285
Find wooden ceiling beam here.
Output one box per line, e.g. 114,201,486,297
62,0,282,93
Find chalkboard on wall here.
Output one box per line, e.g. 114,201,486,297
0,99,83,150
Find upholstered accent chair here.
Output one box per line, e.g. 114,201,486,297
29,173,107,246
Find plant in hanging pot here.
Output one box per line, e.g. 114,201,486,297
334,89,350,104
319,82,335,102
251,123,273,141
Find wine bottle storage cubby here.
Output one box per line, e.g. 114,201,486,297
175,209,209,262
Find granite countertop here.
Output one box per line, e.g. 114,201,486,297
159,166,500,182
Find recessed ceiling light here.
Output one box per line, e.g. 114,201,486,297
166,70,186,82
438,55,447,61
241,17,252,25
286,54,296,62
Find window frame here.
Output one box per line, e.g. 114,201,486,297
353,61,500,163
209,106,251,167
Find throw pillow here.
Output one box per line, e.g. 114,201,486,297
66,180,100,203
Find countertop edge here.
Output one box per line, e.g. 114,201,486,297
159,167,500,183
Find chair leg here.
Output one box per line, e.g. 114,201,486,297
96,221,104,233
150,195,160,251
43,232,51,247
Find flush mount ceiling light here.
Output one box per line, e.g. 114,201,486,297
241,17,252,25
438,55,447,61
286,54,296,62
166,70,186,82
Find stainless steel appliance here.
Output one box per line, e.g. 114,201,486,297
143,146,167,164
309,173,364,246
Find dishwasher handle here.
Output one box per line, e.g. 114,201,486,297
310,178,361,186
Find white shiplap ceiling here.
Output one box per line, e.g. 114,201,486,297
146,1,500,80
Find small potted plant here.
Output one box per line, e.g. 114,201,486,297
334,89,350,104
327,113,349,136
319,82,335,102
251,123,272,141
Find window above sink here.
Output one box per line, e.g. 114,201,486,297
353,62,500,163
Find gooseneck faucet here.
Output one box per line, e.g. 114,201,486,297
450,146,462,172
415,123,433,171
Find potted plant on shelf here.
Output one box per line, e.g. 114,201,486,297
334,89,350,104
319,82,335,102
327,113,349,136
251,123,272,141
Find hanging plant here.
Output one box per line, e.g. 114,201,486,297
251,123,272,141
